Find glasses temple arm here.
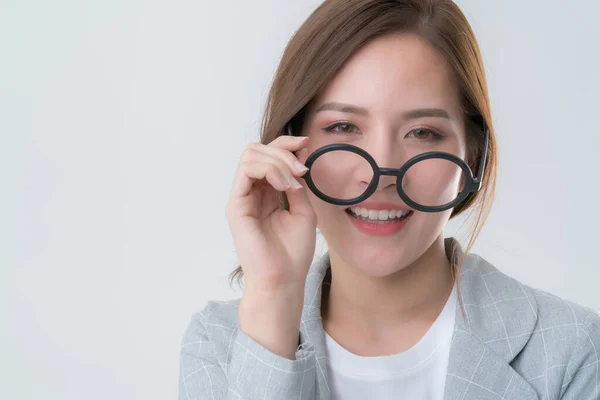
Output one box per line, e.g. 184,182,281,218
475,127,489,186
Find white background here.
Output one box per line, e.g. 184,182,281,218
1,0,599,398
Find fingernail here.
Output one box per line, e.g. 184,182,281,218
289,176,303,189
294,161,309,173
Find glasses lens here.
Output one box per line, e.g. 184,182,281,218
401,157,465,208
310,149,373,201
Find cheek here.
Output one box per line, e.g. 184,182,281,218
416,208,454,235
305,190,345,229
401,159,465,207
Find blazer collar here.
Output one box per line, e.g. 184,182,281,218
299,237,540,399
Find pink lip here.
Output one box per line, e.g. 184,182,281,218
345,208,413,237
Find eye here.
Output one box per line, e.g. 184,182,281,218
322,122,360,135
407,128,444,141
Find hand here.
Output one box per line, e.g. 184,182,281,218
226,135,317,294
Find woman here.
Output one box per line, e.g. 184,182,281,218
179,1,600,399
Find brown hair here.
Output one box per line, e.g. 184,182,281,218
229,0,496,322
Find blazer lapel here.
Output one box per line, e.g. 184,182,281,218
444,238,540,399
444,327,539,399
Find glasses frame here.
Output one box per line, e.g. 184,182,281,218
285,120,489,213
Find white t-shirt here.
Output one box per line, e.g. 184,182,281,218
324,285,457,400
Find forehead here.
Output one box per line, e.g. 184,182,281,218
312,32,461,116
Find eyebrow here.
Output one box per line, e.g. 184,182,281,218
314,102,452,120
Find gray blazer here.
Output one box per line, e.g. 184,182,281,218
179,239,600,399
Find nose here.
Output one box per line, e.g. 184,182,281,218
362,134,401,191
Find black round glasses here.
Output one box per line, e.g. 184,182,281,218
285,121,489,213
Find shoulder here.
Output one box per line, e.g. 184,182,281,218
520,278,600,363
185,297,242,339
181,298,242,364
488,251,600,345
464,252,600,395
180,298,246,381
523,279,600,334
464,252,599,333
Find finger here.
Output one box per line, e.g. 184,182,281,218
240,145,314,218
251,142,309,176
231,159,302,199
240,146,304,188
285,179,316,219
259,183,282,219
266,135,310,152
241,149,313,218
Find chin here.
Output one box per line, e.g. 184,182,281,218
331,236,420,278
319,209,447,278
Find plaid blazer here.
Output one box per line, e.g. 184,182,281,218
179,238,600,399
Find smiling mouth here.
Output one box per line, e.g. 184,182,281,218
345,207,414,224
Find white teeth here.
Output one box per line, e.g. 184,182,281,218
349,207,410,221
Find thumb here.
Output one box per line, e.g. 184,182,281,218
287,148,315,219
286,179,316,220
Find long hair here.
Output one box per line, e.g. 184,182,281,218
229,0,497,321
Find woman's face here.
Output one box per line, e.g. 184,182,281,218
298,32,468,277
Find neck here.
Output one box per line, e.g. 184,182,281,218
322,235,455,334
